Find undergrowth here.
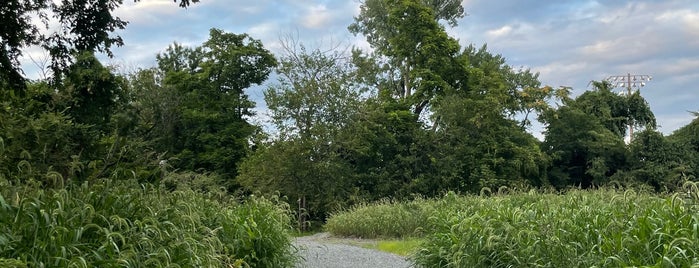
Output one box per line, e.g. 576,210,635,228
0,178,296,267
326,185,699,267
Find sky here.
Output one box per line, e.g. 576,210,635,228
19,0,699,138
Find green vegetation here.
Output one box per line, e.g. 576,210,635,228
368,239,424,256
0,177,296,267
2,0,699,265
326,186,699,267
326,198,433,238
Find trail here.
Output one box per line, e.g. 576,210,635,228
293,232,412,268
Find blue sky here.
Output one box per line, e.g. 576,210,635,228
20,0,699,137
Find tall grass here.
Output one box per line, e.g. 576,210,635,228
325,197,434,238
326,187,699,267
0,178,297,267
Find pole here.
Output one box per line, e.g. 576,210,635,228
604,73,653,142
627,73,633,140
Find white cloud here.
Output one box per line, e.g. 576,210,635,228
486,25,513,38
115,0,183,25
656,9,699,36
300,4,332,29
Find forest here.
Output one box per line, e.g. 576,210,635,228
1,0,698,267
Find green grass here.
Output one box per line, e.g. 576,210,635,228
325,197,435,238
0,178,297,267
362,239,423,256
326,186,699,267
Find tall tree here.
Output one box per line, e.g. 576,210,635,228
238,42,362,222
350,0,462,117
0,0,199,91
130,29,276,185
541,81,656,188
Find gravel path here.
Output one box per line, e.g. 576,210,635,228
294,233,413,268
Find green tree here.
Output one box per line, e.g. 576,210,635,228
667,112,699,181
130,29,275,186
349,0,553,195
59,52,126,133
0,0,199,91
541,81,656,188
340,96,428,198
238,42,362,223
426,45,551,192
623,129,694,191
350,0,462,117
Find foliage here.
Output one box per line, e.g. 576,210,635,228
541,81,656,188
346,0,553,201
0,0,198,90
0,60,158,186
326,187,699,267
667,113,699,179
350,0,462,116
0,81,94,184
620,129,695,191
0,177,296,267
58,52,126,134
238,42,361,223
130,29,276,183
325,197,433,238
413,188,699,267
0,258,25,268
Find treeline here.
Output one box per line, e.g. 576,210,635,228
1,0,698,226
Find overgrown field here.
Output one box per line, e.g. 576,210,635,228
0,179,296,267
326,185,699,267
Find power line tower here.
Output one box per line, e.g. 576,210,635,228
605,73,653,141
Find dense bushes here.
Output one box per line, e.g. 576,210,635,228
326,187,699,267
0,178,296,267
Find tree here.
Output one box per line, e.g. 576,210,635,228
424,45,551,192
349,0,462,117
0,0,199,91
339,95,428,198
623,129,694,191
238,41,362,223
540,81,656,188
542,104,626,188
59,52,126,134
667,112,699,181
348,0,554,195
129,29,276,185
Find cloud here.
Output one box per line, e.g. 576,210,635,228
657,58,699,76
656,9,699,36
300,4,332,29
486,25,513,38
115,0,184,25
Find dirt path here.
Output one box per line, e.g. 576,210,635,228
293,233,412,268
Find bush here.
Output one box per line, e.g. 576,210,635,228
0,178,296,267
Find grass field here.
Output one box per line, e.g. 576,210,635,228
0,178,297,267
326,184,699,267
